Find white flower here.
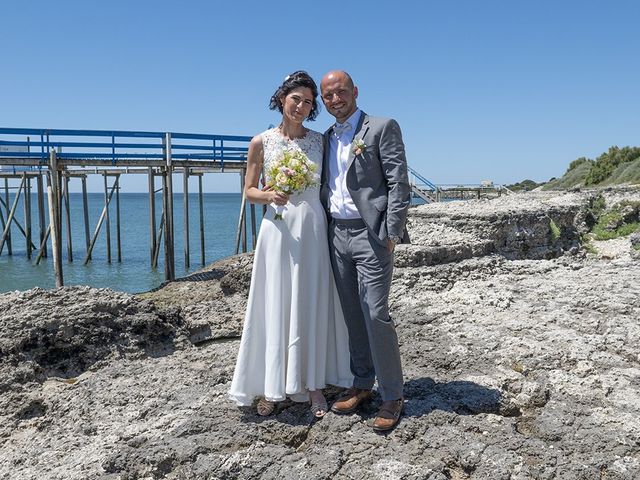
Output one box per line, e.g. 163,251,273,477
352,139,366,156
276,172,287,184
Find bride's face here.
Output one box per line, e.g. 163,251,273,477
280,87,314,124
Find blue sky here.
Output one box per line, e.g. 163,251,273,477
2,1,639,192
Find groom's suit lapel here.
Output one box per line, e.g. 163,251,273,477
347,111,370,171
321,128,334,212
322,128,332,186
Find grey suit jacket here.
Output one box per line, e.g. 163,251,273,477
321,111,411,246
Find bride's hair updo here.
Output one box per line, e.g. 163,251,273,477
269,71,320,121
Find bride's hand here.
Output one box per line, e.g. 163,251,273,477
270,190,289,206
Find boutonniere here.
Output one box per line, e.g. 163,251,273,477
352,139,366,156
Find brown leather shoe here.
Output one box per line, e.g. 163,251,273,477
372,398,404,432
331,387,372,414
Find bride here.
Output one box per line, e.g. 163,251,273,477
228,71,352,418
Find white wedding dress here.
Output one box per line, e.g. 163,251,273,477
229,128,353,406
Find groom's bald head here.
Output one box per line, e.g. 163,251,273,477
322,70,354,88
321,70,358,123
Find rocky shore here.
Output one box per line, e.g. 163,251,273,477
1,189,639,479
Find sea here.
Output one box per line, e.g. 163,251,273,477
0,192,426,294
0,193,264,294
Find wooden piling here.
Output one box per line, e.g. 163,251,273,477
198,174,205,266
24,174,32,259
35,224,51,265
161,168,174,280
235,170,247,254
163,133,175,281
148,167,156,266
0,196,7,254
4,178,12,255
152,214,164,269
115,175,121,262
37,172,47,258
81,176,90,257
56,171,63,239
183,167,190,269
63,174,73,262
48,151,63,287
104,173,111,263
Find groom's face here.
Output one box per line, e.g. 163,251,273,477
321,73,358,124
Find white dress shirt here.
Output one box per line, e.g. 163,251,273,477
328,109,362,219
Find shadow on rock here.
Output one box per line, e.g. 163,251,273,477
404,377,521,418
0,287,188,389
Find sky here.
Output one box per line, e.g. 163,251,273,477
2,0,639,192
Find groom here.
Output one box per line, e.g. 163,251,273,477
320,71,411,432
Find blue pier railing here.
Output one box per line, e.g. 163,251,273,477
407,165,437,191
0,127,252,169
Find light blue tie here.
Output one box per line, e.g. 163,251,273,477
334,122,352,138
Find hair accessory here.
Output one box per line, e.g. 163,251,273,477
284,74,291,82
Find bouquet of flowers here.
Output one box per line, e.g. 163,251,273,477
264,148,318,220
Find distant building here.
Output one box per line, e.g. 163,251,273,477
480,180,494,188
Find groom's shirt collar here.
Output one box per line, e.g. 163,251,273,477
333,109,362,139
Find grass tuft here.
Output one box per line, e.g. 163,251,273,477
549,219,561,243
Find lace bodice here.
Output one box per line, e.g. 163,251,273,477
261,128,324,194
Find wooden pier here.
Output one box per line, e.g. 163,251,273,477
0,128,254,287
408,166,513,203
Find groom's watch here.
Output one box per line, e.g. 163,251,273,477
388,234,402,245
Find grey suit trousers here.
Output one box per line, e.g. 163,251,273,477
329,218,404,401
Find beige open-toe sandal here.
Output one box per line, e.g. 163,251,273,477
310,392,328,419
257,398,275,416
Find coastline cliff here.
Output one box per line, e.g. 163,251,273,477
1,188,639,480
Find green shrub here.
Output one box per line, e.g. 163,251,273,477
549,219,561,242
507,179,542,191
587,197,640,240
567,157,589,173
618,223,640,236
546,146,640,190
601,158,640,185
585,146,640,185
543,161,592,190
589,194,606,216
593,220,640,240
